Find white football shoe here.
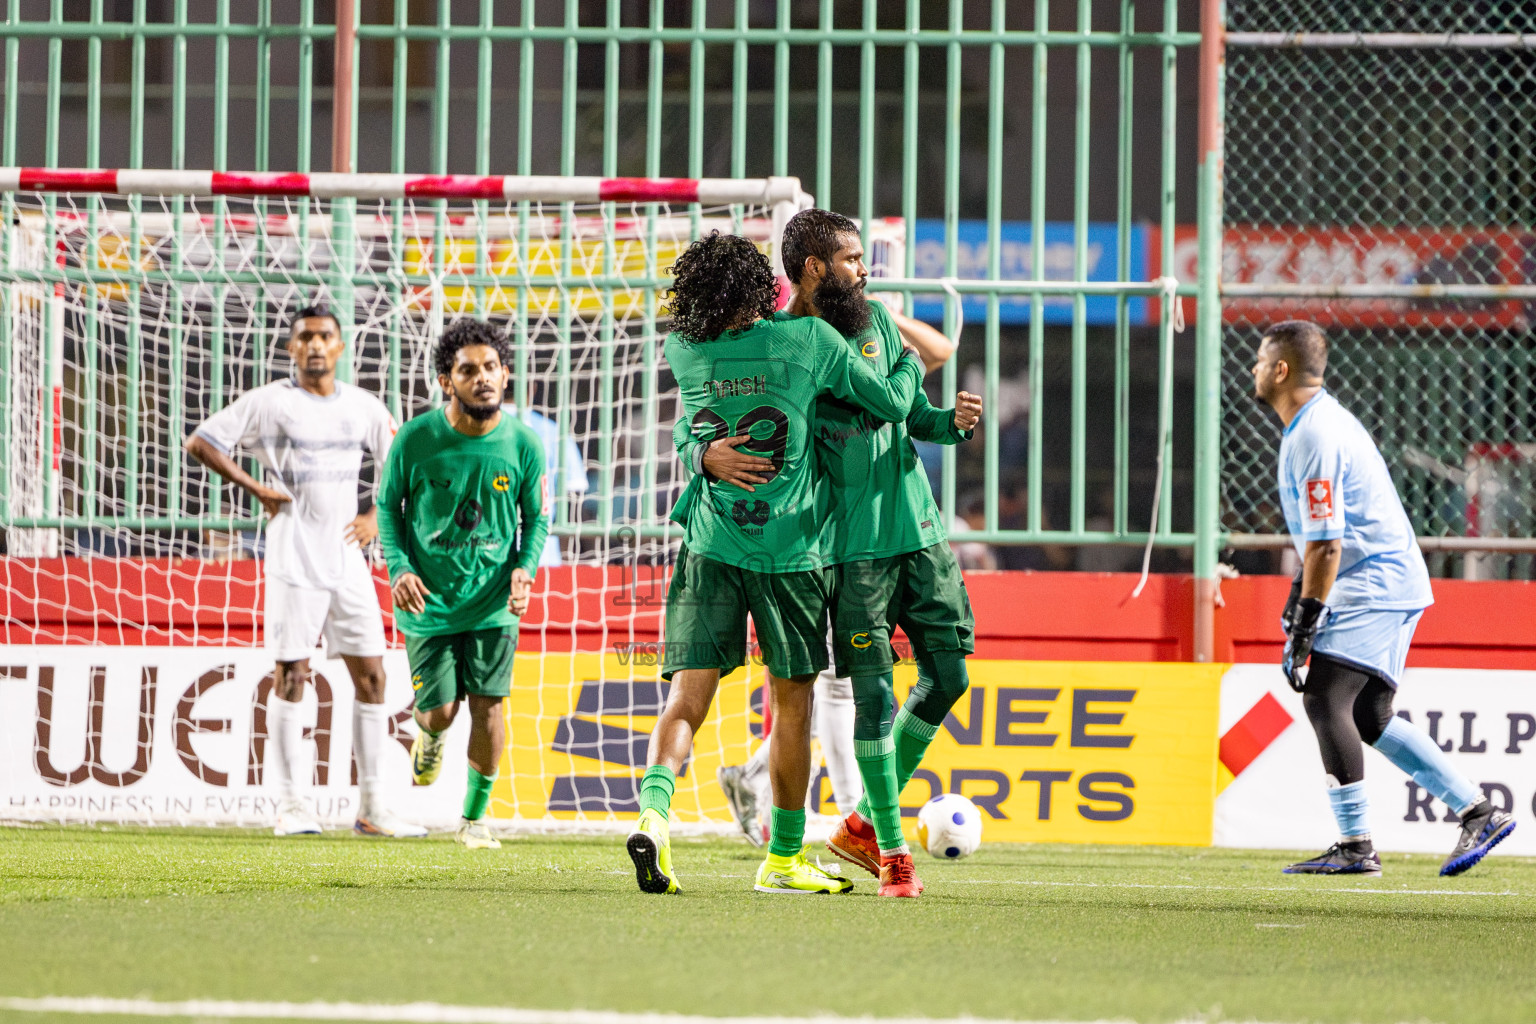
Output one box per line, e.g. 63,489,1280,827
274,799,323,836
455,818,501,850
354,808,428,838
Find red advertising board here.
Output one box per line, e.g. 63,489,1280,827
1152,225,1533,328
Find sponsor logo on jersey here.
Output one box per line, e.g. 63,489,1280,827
429,477,452,489
703,374,768,398
861,340,880,358
1305,478,1334,522
850,631,873,649
453,498,484,530
920,519,933,530
540,473,550,515
492,474,510,492
729,499,771,529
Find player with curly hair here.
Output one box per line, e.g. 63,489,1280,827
626,232,925,896
685,209,981,898
377,317,549,849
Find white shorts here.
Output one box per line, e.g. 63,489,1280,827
264,561,388,662
1313,607,1423,688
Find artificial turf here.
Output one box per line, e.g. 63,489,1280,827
1,825,1534,1024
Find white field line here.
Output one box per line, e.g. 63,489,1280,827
0,999,1277,1024
602,870,1528,898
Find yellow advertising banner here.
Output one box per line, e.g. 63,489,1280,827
490,655,1221,846
879,660,1223,846
492,652,769,825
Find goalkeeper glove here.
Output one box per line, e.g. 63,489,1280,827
1281,571,1302,636
1281,597,1328,692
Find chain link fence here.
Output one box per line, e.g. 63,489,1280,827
1220,2,1536,579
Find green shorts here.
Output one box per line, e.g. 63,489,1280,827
661,545,831,681
831,542,976,677
405,627,518,711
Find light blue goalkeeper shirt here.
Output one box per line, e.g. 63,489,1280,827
1278,389,1433,612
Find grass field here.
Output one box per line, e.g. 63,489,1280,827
2,826,1535,1024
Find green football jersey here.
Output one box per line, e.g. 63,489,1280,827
800,301,971,563
377,408,550,637
665,315,923,573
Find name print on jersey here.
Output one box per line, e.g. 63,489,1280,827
702,374,768,398
1305,478,1334,522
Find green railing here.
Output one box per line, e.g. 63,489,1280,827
0,1,1228,654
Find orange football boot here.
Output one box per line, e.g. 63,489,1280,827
826,814,881,877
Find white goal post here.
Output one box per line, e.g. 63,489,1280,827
0,170,822,833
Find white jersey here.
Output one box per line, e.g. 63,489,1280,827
1277,390,1433,612
195,379,397,590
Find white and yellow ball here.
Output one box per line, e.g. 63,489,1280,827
915,793,983,859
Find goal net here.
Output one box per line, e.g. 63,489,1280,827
0,170,810,831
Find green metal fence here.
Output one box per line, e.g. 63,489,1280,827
0,1,1229,647
1222,2,1536,581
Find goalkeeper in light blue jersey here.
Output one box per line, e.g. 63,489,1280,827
1253,319,1514,879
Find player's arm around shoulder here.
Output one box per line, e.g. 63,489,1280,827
810,317,921,423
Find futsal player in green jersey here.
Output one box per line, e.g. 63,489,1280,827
377,318,549,850
628,232,924,895
694,209,983,898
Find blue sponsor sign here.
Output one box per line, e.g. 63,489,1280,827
902,220,1148,325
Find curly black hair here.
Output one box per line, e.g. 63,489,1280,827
779,208,859,286
666,232,780,343
433,317,516,377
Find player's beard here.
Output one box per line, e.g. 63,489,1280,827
814,272,872,337
457,385,503,420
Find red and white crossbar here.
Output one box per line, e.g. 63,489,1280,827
0,168,806,207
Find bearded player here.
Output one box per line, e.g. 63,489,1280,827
698,209,980,897
186,304,426,839
712,290,963,846
628,231,924,895
378,318,549,850
1253,320,1514,876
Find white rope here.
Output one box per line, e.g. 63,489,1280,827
1131,276,1184,599
939,276,964,343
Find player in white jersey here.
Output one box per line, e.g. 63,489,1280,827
1253,320,1514,877
186,305,426,839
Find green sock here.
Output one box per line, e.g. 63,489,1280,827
768,806,805,858
854,734,905,853
462,765,496,821
638,764,676,817
856,706,941,822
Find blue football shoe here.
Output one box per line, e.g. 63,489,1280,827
1440,802,1516,877
1283,840,1381,877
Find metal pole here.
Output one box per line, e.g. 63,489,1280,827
1192,0,1225,662
330,0,355,383
331,0,355,175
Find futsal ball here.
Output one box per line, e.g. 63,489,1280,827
916,793,983,859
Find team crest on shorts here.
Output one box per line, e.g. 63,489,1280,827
1305,478,1334,521
850,631,873,649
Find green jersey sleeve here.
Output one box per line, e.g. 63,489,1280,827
906,390,972,445
672,415,707,477
809,317,922,420
377,428,418,583
514,436,550,579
